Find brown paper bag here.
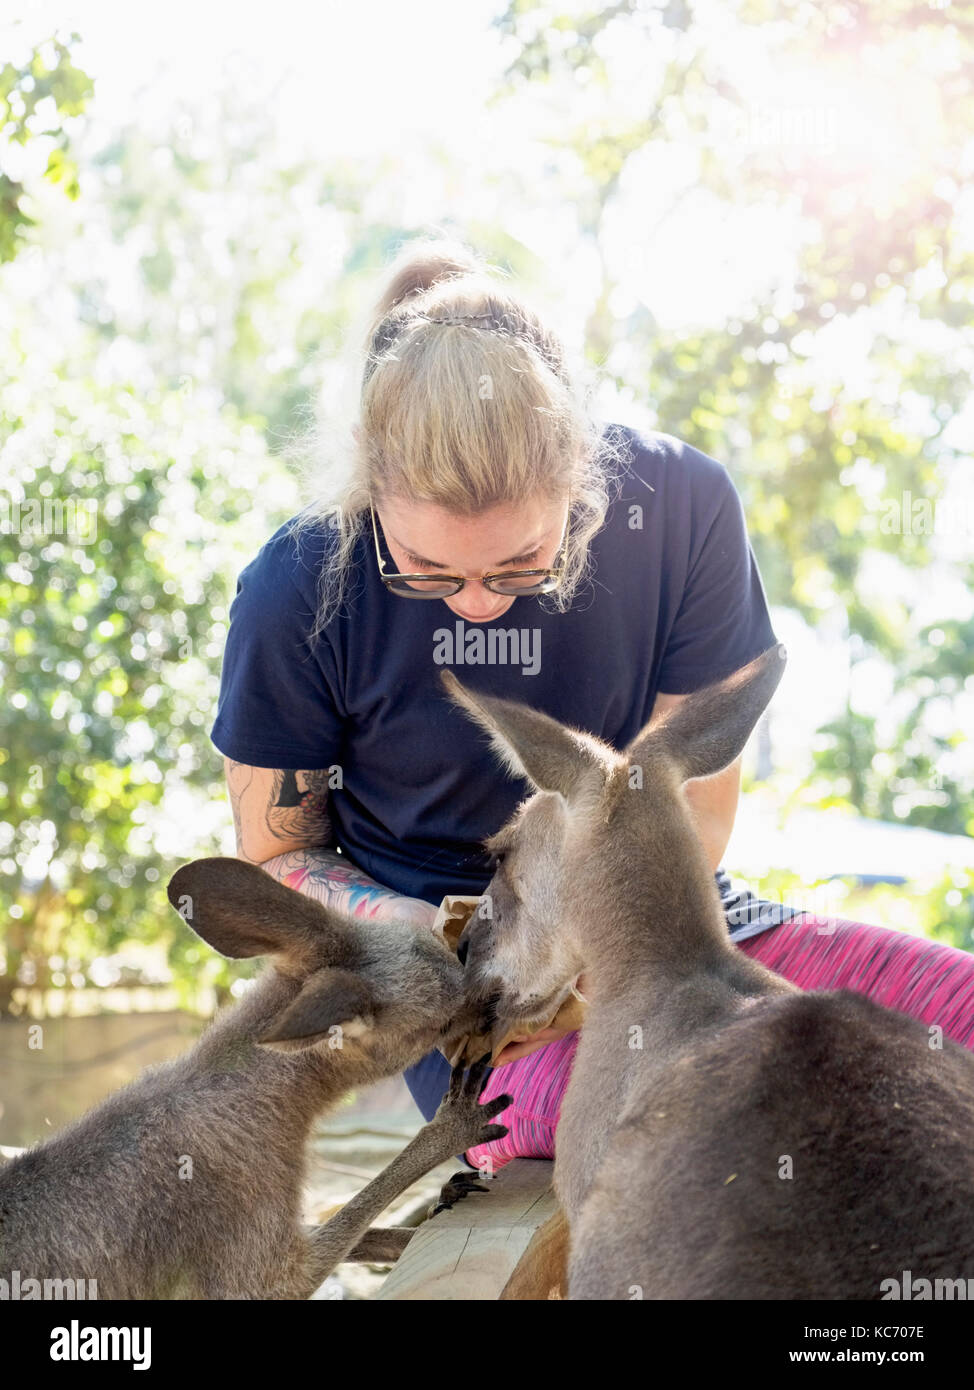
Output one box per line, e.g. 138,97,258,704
433,894,587,1067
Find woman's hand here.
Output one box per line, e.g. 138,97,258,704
379,895,441,930
491,1022,573,1067
490,974,588,1066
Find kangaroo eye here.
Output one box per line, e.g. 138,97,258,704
486,850,505,871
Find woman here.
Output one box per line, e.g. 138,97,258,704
212,236,974,1174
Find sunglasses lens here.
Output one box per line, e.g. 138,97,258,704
487,574,561,596
384,577,463,598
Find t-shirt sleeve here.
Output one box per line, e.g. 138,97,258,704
210,538,345,770
655,457,778,695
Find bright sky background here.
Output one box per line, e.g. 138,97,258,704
11,0,508,145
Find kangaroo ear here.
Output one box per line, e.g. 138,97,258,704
439,670,610,802
256,969,377,1052
167,857,351,965
628,643,787,784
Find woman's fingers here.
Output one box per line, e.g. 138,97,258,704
491,1026,567,1067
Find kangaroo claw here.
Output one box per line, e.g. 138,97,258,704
426,1168,491,1219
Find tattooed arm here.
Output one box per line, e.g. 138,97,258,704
224,759,439,929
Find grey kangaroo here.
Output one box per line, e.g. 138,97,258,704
441,645,974,1299
0,857,509,1299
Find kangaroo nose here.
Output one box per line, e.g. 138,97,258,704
456,933,470,967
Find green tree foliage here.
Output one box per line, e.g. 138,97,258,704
1,36,299,1012
0,31,92,261
0,364,294,1012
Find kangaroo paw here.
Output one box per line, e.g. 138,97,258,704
427,1168,492,1219
426,1052,512,1154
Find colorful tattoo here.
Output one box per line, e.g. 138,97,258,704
275,849,401,919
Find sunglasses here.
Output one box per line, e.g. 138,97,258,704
369,489,572,599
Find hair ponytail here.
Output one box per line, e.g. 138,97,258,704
370,237,487,320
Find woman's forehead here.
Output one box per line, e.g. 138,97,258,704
377,493,563,566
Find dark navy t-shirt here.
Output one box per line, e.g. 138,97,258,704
211,423,781,910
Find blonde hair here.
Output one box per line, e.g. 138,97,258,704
286,232,630,637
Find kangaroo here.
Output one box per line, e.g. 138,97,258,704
440,645,974,1299
0,857,509,1299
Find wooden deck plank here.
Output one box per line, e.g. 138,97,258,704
375,1159,556,1300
